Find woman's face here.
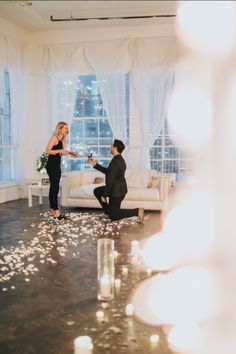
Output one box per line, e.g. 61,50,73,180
60,124,69,136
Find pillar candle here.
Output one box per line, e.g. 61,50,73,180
96,310,104,319
74,336,93,354
150,334,160,346
100,275,111,297
121,266,128,275
115,278,121,288
125,304,134,316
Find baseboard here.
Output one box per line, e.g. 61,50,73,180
0,183,21,203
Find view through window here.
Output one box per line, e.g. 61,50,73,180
62,74,125,171
150,119,195,182
61,74,194,183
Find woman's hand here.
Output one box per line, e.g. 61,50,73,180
61,150,70,156
61,150,79,157
69,151,79,157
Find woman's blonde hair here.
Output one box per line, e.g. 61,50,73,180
53,121,68,144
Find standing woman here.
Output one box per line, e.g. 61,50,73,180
45,121,78,219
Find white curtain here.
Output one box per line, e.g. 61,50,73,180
96,72,128,142
128,70,175,170
40,36,186,170
127,38,179,169
7,37,27,182
0,34,7,112
25,75,52,179
50,73,78,132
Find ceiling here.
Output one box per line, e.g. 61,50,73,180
0,1,178,31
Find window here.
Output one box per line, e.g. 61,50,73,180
62,74,129,171
150,119,195,182
0,71,12,183
59,73,193,182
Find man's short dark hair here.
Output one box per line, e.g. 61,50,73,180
114,139,125,153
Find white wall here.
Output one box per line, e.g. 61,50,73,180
0,16,28,41
28,18,175,45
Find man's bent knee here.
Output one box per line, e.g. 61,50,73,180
93,187,100,198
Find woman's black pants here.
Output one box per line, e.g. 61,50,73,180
47,168,61,210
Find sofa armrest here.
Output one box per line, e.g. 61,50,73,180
160,175,171,201
61,171,85,202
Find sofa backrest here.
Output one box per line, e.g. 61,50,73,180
79,170,104,185
80,169,162,189
62,169,164,190
125,169,158,188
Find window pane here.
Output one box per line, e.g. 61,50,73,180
153,137,162,146
73,91,84,116
71,159,82,171
164,147,178,159
0,118,2,145
150,118,194,183
150,147,162,159
99,118,113,137
0,147,12,182
3,118,10,145
99,137,113,145
164,160,179,174
0,71,12,183
97,159,110,168
84,119,98,138
150,160,162,172
64,73,129,172
70,120,83,141
90,96,103,117
100,146,111,159
84,138,99,147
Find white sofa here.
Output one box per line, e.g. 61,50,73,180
61,169,171,211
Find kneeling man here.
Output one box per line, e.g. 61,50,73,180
88,139,144,222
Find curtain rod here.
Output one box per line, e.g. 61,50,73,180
50,14,176,22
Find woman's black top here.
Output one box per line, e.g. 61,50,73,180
46,140,63,172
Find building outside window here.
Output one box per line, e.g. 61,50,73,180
0,71,11,183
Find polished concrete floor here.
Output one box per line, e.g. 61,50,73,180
0,197,174,354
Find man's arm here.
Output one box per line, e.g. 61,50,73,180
88,157,108,174
94,163,108,175
102,160,119,197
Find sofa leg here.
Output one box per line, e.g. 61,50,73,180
136,208,144,223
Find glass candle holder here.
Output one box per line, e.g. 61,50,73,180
97,238,115,301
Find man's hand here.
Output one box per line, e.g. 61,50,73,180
101,196,108,203
88,157,96,166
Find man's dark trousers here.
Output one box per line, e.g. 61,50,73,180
94,186,138,221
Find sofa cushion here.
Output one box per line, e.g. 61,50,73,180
126,187,160,201
69,184,100,199
80,171,104,185
93,176,105,184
